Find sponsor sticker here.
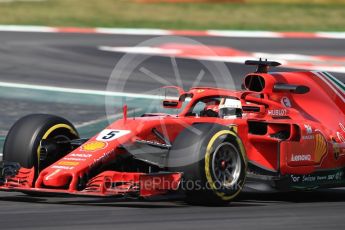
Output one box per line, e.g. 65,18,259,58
290,175,301,183
58,161,80,166
290,171,344,184
51,165,74,170
70,153,92,158
304,124,313,134
291,154,312,162
89,150,115,169
267,109,287,116
281,97,292,108
302,135,314,140
63,157,86,161
81,141,107,152
96,129,131,142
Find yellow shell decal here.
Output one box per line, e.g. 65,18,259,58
58,161,80,166
81,141,107,152
314,133,327,163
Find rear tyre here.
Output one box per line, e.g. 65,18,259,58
167,123,247,206
3,114,79,174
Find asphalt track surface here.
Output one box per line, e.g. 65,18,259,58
0,31,345,229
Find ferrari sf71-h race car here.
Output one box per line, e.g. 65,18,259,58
0,60,345,205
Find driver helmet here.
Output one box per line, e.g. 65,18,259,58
219,98,242,119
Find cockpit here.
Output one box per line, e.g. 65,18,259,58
186,96,243,119
159,86,245,119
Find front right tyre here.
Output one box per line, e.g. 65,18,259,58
167,123,247,206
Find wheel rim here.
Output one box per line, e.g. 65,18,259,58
211,142,241,188
37,126,76,171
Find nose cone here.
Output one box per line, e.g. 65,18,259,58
43,169,71,188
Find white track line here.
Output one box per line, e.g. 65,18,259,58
0,25,55,32
0,81,165,100
207,30,282,38
316,32,345,39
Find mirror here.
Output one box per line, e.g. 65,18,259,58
163,100,180,108
161,86,185,109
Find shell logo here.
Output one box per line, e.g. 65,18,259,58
314,133,327,163
81,141,107,152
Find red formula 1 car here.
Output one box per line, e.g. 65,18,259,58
1,60,345,205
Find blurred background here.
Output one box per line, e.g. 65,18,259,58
0,0,344,31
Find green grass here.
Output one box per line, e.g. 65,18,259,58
0,0,344,31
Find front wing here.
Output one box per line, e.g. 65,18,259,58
0,161,182,198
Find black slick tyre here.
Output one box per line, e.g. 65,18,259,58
167,123,247,206
3,114,79,175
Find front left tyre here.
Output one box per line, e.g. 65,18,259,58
3,114,79,175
